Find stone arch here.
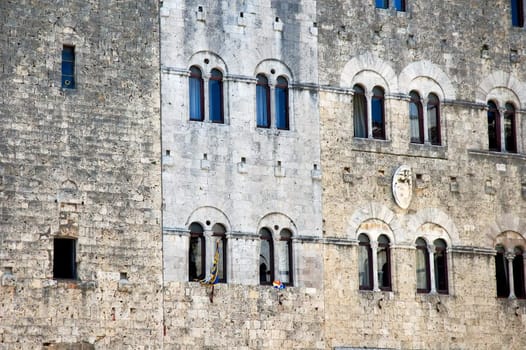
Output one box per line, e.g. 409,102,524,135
185,206,232,232
57,179,80,203
406,208,459,246
347,202,403,243
399,61,455,100
356,219,395,244
494,231,526,250
476,71,525,108
484,213,525,247
257,212,297,236
254,59,294,84
340,52,397,94
188,50,228,76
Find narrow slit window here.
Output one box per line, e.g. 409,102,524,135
61,45,75,89
394,0,406,11
53,238,77,280
487,101,501,151
375,0,389,9
377,235,391,291
495,245,510,298
279,229,293,286
209,69,224,123
511,0,524,27
275,76,289,130
434,239,449,294
513,247,525,298
504,102,517,153
189,66,204,121
358,233,373,290
416,238,430,293
212,223,227,283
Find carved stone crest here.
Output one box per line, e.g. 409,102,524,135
392,165,413,209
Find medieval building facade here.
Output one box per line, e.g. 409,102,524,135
1,0,526,349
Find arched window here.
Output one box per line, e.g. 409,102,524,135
377,234,391,291
279,229,293,286
504,103,517,153
416,238,430,293
353,85,368,138
427,93,441,145
358,233,373,290
487,101,501,151
495,245,510,298
275,76,289,130
511,0,524,27
375,0,389,9
256,74,271,128
209,69,224,123
212,223,227,283
189,222,205,281
434,239,448,294
372,86,385,140
259,228,274,285
409,91,424,144
513,247,525,298
394,0,406,11
189,66,204,121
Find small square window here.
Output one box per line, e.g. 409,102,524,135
53,238,77,279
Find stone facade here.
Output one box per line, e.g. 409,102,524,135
0,1,163,348
2,0,526,349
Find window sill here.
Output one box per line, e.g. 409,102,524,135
407,142,448,159
47,279,97,290
255,127,293,137
351,137,392,153
468,149,526,161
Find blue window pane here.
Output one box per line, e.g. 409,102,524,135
512,0,524,27
394,0,405,11
256,85,269,127
275,87,288,130
61,46,75,89
209,79,223,123
189,77,203,121
372,98,384,139
375,0,388,9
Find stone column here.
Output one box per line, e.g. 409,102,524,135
428,244,436,294
422,96,429,144
371,241,380,292
506,252,516,299
367,91,374,139
204,229,215,279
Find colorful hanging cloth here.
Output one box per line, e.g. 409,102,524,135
200,240,220,286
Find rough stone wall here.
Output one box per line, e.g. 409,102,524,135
318,0,526,349
0,1,162,348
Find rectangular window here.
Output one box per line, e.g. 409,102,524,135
256,84,270,128
53,238,77,279
61,45,75,89
511,0,524,27
394,0,405,11
275,86,289,130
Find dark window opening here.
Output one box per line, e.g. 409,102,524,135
61,45,75,89
504,103,517,153
394,0,406,11
416,238,431,293
409,91,424,144
372,86,385,139
209,69,224,123
427,93,441,145
353,85,368,138
275,76,289,130
377,234,391,291
189,222,205,281
189,66,204,121
513,247,525,298
259,228,274,285
280,229,293,286
375,0,389,9
358,233,373,290
495,245,510,298
256,74,271,128
511,0,524,27
53,238,77,280
212,223,227,283
487,101,501,151
434,239,448,294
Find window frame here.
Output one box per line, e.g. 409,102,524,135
53,237,77,280
279,229,294,286
504,102,517,153
372,86,386,140
513,247,525,298
511,0,525,27
256,74,271,128
377,234,391,291
426,93,441,145
209,68,224,124
259,228,275,285
212,223,227,283
353,84,368,138
375,0,389,9
394,0,406,11
487,100,501,152
61,45,76,89
189,66,205,122
416,238,431,293
275,76,290,130
358,233,373,291
409,91,424,144
495,245,510,298
434,239,449,294
188,222,206,281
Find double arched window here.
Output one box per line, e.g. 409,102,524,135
495,240,525,299
358,233,391,291
188,222,205,281
487,100,517,153
259,227,294,286
189,66,224,123
415,238,449,294
409,91,441,145
256,74,290,130
353,84,386,140
188,221,228,283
